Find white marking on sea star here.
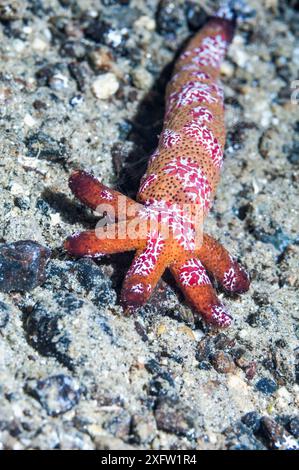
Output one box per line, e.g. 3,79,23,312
211,304,232,327
139,173,158,194
160,129,182,149
223,267,237,291
129,231,165,277
162,157,212,209
183,121,223,168
179,258,211,286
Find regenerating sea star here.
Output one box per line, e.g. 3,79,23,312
65,3,250,328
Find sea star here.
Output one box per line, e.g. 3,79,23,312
65,7,250,327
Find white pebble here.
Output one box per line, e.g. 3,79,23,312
237,329,248,340
10,182,26,196
50,213,62,226
50,73,69,90
134,15,156,31
92,73,119,100
24,113,36,127
234,49,248,68
193,329,205,342
13,40,26,53
220,61,234,77
23,26,32,35
32,37,48,52
132,67,153,90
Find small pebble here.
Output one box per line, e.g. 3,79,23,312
233,49,248,68
24,113,37,127
185,1,207,31
220,61,235,78
134,15,156,32
241,411,261,433
24,293,86,369
69,94,84,107
0,2,20,20
156,0,186,37
24,374,83,417
84,18,127,52
91,73,119,99
33,99,47,111
210,351,236,374
154,397,195,437
25,131,68,162
245,362,257,381
68,62,87,91
131,66,153,90
156,323,167,336
32,37,48,52
255,378,278,395
0,240,51,292
89,47,114,72
177,325,195,340
49,73,69,90
14,195,30,210
59,40,86,60
225,422,265,450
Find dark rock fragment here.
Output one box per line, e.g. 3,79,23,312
24,374,83,416
68,62,88,91
156,0,186,37
241,411,261,433
69,94,84,107
0,2,20,21
0,240,51,292
74,258,116,306
225,422,265,450
185,1,207,31
255,377,278,395
134,320,148,342
227,121,257,151
23,293,84,369
154,397,196,437
210,351,236,374
60,41,87,60
84,18,127,53
25,131,68,162
35,63,67,87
